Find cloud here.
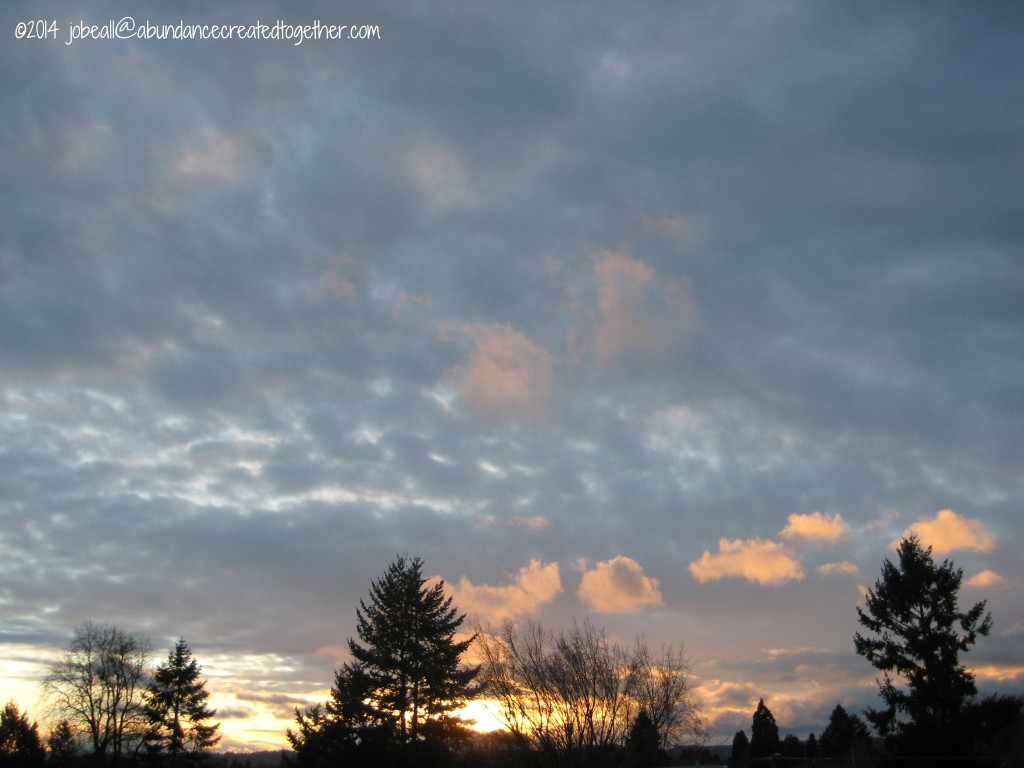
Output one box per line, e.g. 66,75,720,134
172,127,246,182
507,514,551,530
817,561,859,577
965,570,1005,589
577,556,663,614
591,251,697,365
689,538,805,586
780,511,846,544
453,560,563,622
443,323,555,422
406,141,479,214
901,509,996,554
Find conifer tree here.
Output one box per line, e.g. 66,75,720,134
818,704,870,761
748,699,779,764
728,730,748,767
145,639,220,764
290,555,479,767
0,702,46,768
855,536,991,757
348,555,479,747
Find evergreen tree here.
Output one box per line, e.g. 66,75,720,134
624,710,667,768
854,536,991,757
291,555,479,767
45,720,78,765
805,732,819,763
0,702,46,768
728,730,749,767
144,639,220,765
748,699,779,764
818,704,870,763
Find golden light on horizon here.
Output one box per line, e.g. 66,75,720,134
457,698,508,733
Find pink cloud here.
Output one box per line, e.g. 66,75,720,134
817,561,859,577
443,323,555,422
965,569,1005,588
507,514,552,530
689,538,805,586
577,556,663,614
591,250,697,365
453,560,563,622
901,509,995,554
780,511,846,544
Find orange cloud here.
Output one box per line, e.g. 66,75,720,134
965,570,1005,588
577,556,663,614
817,561,859,577
453,560,563,622
780,511,846,544
444,323,555,422
901,509,995,554
689,538,804,586
971,664,1024,683
591,250,697,364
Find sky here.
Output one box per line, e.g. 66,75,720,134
2,0,1023,752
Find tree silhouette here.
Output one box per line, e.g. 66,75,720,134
854,536,991,757
0,702,46,768
728,729,749,767
42,622,151,765
46,719,79,765
476,618,701,768
748,699,779,764
818,704,870,763
290,555,479,767
145,638,220,764
624,710,667,768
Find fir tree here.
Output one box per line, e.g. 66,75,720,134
45,720,78,765
291,555,479,767
348,555,479,746
748,699,779,764
0,702,46,768
728,730,749,767
855,536,991,757
145,639,220,765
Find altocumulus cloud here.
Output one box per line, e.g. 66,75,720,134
901,509,995,554
965,570,1005,589
817,561,859,577
452,560,562,622
576,556,662,614
780,511,846,544
442,322,555,424
689,538,804,586
590,250,698,366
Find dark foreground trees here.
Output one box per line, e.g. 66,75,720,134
748,698,779,765
0,701,46,768
289,555,480,768
476,618,703,768
42,622,152,765
817,704,870,764
145,638,220,764
854,536,992,758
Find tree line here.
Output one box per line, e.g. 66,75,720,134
726,537,1023,767
3,630,219,768
4,538,1022,768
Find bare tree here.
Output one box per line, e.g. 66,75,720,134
42,622,152,765
476,619,702,768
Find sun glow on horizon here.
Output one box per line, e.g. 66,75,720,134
457,698,508,733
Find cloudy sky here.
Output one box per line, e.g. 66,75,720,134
2,0,1023,751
